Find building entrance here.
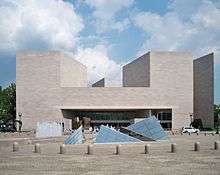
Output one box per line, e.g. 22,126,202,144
151,109,172,130
75,111,135,129
62,109,172,130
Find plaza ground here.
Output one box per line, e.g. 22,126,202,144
0,133,219,175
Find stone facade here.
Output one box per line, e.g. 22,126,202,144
123,53,150,87
60,54,87,87
193,53,214,128
59,52,193,129
16,51,214,130
16,51,86,130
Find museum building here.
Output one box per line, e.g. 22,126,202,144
16,51,214,131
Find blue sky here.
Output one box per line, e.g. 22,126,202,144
0,0,220,103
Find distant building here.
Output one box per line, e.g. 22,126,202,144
16,51,214,131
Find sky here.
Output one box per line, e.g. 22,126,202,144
0,0,220,103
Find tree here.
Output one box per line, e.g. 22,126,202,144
0,83,16,121
214,104,220,128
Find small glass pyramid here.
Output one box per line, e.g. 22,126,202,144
127,116,168,140
95,125,141,143
64,125,83,144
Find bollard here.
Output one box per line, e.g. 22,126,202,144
144,144,150,154
115,145,121,155
87,145,93,155
13,142,19,152
214,141,219,150
60,144,66,154
194,142,200,151
188,132,191,136
171,143,177,153
34,143,41,153
212,133,214,136
196,132,199,136
204,133,207,136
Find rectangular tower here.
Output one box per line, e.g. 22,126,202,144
16,51,87,130
123,52,193,129
193,53,214,128
123,53,150,87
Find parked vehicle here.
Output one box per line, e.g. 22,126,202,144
182,127,200,133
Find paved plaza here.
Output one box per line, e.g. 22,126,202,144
0,133,219,175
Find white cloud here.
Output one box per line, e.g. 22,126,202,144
0,0,124,85
73,45,122,86
0,0,84,52
133,0,220,63
84,0,134,32
0,0,123,86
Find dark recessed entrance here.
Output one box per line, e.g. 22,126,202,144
74,111,136,129
62,109,172,130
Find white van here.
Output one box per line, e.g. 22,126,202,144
182,127,200,133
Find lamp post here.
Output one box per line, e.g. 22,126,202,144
18,112,22,132
190,113,193,127
18,112,22,121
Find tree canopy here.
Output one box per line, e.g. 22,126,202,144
0,83,16,121
214,104,220,127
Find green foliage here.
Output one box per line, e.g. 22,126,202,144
214,104,220,115
214,104,220,127
0,83,16,120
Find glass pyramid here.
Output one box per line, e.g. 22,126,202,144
95,125,141,143
64,125,83,144
127,116,168,140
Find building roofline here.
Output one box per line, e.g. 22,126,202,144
57,106,175,111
